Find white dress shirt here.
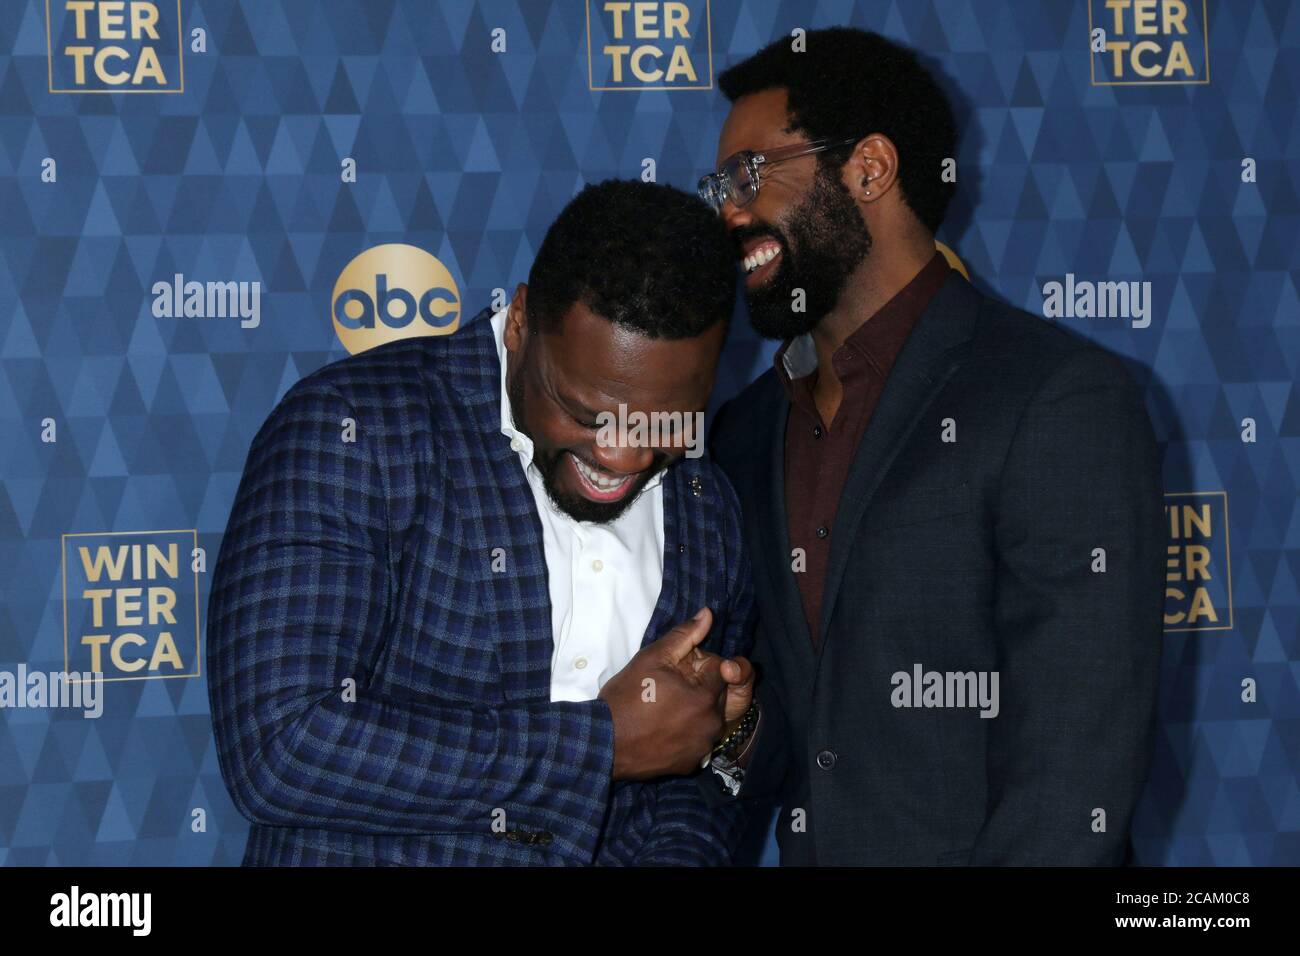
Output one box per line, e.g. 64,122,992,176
491,308,665,702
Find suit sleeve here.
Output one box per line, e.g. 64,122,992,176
206,377,615,864
627,467,756,865
693,398,793,807
731,621,795,801
971,348,1164,865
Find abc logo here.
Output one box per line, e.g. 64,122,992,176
332,243,460,354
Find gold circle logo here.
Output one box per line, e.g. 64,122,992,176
332,244,460,354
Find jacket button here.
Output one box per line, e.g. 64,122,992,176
816,749,836,770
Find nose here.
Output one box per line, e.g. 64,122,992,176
589,439,656,477
719,196,752,233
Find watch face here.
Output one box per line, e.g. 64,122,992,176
709,758,745,796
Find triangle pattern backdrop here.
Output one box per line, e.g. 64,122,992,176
1,0,1298,865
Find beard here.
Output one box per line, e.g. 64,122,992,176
739,163,873,341
507,359,668,524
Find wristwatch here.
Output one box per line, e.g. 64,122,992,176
708,702,761,797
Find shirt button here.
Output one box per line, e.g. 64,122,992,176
510,437,524,453
816,526,829,539
816,750,837,770
574,657,588,670
813,426,823,439
591,559,604,572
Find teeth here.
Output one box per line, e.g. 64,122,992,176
744,246,779,273
573,454,630,493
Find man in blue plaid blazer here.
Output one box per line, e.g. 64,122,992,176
207,181,756,866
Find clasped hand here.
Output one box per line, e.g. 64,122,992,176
598,607,754,780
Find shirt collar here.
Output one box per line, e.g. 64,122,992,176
773,249,951,395
491,306,664,493
780,330,819,380
493,307,536,469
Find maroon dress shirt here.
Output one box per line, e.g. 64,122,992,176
775,251,952,646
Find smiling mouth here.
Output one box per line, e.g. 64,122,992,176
568,452,637,502
742,240,783,284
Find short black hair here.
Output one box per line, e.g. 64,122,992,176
526,179,735,339
719,27,957,235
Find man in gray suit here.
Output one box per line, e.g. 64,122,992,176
698,27,1164,865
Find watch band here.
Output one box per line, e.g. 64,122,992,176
708,703,761,796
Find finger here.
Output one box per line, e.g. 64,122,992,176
682,649,721,676
657,607,713,665
720,655,754,687
692,653,726,695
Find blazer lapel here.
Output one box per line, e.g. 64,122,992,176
749,379,820,684
456,309,558,703
814,274,983,651
640,470,680,648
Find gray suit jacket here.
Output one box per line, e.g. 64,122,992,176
708,271,1164,865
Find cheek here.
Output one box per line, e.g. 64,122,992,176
528,405,586,454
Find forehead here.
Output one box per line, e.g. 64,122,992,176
716,87,801,165
537,300,723,406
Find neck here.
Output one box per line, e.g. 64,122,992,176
810,236,935,372
802,231,935,421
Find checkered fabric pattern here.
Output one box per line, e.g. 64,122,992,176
206,307,754,865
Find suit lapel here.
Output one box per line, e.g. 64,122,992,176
814,274,983,651
747,379,820,685
640,469,680,648
455,309,557,703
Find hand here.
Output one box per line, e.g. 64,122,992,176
682,649,753,729
719,655,755,731
598,607,726,780
685,650,757,771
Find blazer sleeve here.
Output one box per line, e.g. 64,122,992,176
624,466,756,865
206,377,616,864
970,348,1164,865
693,399,793,809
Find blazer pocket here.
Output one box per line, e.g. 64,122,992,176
864,482,974,532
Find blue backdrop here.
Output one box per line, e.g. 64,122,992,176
1,0,1297,866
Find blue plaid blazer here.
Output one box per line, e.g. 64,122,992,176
206,306,754,866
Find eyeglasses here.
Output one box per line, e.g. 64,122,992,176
697,137,861,213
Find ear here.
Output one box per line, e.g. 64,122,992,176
505,282,528,353
843,134,898,206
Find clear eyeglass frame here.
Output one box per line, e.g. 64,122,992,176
697,136,861,212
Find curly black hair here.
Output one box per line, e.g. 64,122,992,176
718,27,957,235
526,179,735,339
